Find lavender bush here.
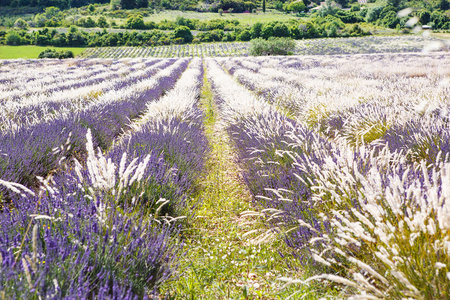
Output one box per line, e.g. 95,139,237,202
0,59,189,199
0,58,208,299
215,54,450,298
0,134,182,299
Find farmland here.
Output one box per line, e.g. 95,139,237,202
0,46,85,59
1,51,450,298
79,35,449,59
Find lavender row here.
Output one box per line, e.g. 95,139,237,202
0,133,182,299
220,54,450,165
212,55,450,298
0,58,190,199
0,59,163,102
0,59,126,98
0,59,69,86
282,123,450,299
206,58,321,235
0,59,175,132
107,57,207,216
80,42,251,59
0,58,208,298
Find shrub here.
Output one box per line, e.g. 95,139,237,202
237,29,251,41
97,16,109,28
273,23,290,37
126,14,146,29
249,37,296,56
250,22,263,38
261,23,274,39
285,0,306,13
13,18,28,30
174,25,193,43
5,30,23,45
38,48,74,59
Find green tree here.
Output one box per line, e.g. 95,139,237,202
88,4,95,12
5,30,22,45
350,3,360,11
37,0,68,9
261,23,274,39
244,1,256,11
288,24,301,39
430,10,449,29
136,0,148,8
273,23,290,37
13,18,28,30
174,25,193,43
237,29,251,41
126,14,145,29
84,16,96,27
69,25,78,33
262,0,266,13
43,6,62,18
437,0,449,10
416,9,431,24
97,16,109,28
285,1,306,13
120,0,135,9
250,22,263,38
381,10,399,28
365,6,383,22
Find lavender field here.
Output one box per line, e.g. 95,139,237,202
79,35,450,59
1,52,450,299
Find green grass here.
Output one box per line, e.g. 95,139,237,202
64,8,297,27
0,46,86,59
143,10,297,26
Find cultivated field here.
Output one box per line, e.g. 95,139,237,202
0,52,450,298
80,41,250,58
78,35,450,59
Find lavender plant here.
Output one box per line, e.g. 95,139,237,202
0,58,190,199
0,132,183,298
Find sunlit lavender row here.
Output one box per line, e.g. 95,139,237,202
0,57,191,203
222,53,450,164
0,58,208,298
212,53,450,299
76,35,449,59
80,42,251,59
0,58,176,130
295,34,450,55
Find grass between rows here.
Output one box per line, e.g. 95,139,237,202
0,45,86,59
161,67,322,299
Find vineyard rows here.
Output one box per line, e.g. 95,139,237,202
1,52,450,299
78,35,450,59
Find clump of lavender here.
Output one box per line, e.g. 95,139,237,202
0,59,190,200
0,58,208,299
0,136,182,298
282,141,450,299
382,113,450,165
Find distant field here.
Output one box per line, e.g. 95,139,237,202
142,10,298,26
431,32,450,40
295,35,450,55
78,35,450,59
70,10,298,27
0,46,86,59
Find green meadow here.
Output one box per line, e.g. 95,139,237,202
0,46,85,59
142,10,299,26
